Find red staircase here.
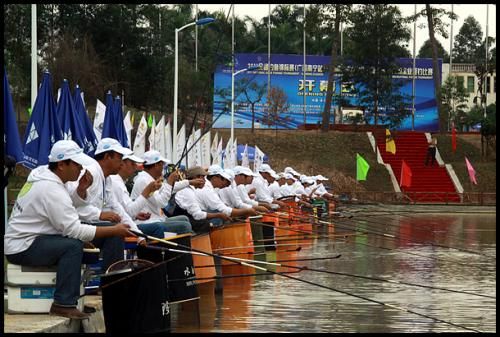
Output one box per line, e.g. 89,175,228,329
374,131,461,203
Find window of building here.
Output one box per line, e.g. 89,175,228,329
456,76,464,88
494,76,496,93
486,76,491,93
467,76,475,93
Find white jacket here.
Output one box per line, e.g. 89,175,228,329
130,171,190,223
5,166,96,255
109,174,148,219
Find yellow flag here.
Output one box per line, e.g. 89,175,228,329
385,129,396,154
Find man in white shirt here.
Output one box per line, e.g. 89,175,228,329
109,153,182,238
5,140,134,320
130,150,204,234
195,165,257,224
233,166,272,211
253,164,286,208
67,138,146,272
174,166,232,231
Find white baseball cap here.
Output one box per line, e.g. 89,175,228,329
258,163,274,174
315,175,329,181
207,164,231,181
95,138,133,156
123,153,145,163
48,140,94,166
233,166,258,177
142,150,170,165
284,173,296,180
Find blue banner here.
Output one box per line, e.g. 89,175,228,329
4,68,24,162
213,53,441,131
22,71,63,169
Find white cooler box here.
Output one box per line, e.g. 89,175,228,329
6,264,84,314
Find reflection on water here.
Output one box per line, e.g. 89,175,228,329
171,213,496,333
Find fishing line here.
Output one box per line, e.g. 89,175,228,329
130,230,485,332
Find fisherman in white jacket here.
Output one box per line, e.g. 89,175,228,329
66,138,148,272
5,140,135,320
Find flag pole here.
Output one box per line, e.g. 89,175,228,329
411,4,416,131
303,4,306,127
31,4,37,109
484,4,489,118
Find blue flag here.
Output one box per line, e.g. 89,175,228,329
73,85,98,156
101,91,116,141
22,71,63,169
4,68,24,162
102,91,128,147
56,79,87,150
112,96,129,147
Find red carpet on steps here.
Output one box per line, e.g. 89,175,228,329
374,130,461,203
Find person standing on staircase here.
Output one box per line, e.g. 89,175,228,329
425,135,437,166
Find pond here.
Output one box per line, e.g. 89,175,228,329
170,211,496,333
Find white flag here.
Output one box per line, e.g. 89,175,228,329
194,129,202,167
232,138,238,168
123,111,133,149
187,130,195,169
223,138,233,169
165,120,173,162
148,115,156,151
154,115,166,158
210,132,219,165
254,145,265,173
213,137,223,166
93,98,106,141
176,124,187,167
133,113,148,158
200,131,211,168
241,144,249,168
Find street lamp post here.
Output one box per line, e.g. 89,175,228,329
173,17,214,163
231,65,260,145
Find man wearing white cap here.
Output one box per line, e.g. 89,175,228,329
218,168,269,213
314,175,335,200
195,164,257,224
252,164,286,209
130,150,204,234
67,137,146,272
173,166,232,232
233,166,272,211
5,140,135,320
109,153,177,238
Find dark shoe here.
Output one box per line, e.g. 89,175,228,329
49,303,90,320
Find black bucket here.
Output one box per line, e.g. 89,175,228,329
100,259,170,333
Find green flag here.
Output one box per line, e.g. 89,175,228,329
27,107,32,116
356,153,370,181
147,113,153,128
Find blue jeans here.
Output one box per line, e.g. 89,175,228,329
90,222,125,272
6,235,83,307
141,216,193,237
206,210,224,228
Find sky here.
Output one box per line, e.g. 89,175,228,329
197,4,496,57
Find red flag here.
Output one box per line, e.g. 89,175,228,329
451,122,457,152
400,160,412,188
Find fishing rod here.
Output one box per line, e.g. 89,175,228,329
131,230,484,333
145,239,495,300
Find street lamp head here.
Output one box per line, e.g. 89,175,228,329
196,17,215,26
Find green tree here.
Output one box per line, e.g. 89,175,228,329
452,16,483,63
418,38,450,62
320,4,352,132
441,76,468,131
342,4,411,126
411,5,457,134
